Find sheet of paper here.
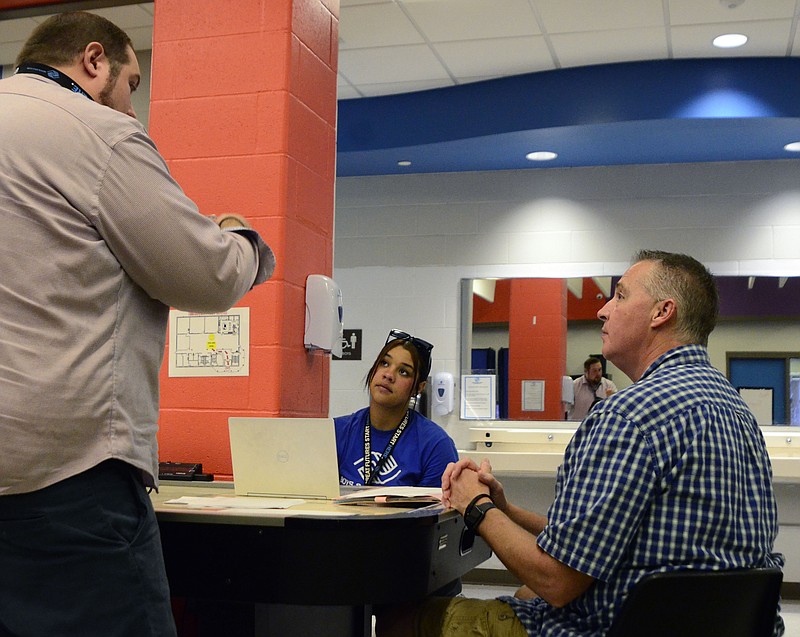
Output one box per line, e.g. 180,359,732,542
336,486,442,501
204,507,355,518
165,496,305,509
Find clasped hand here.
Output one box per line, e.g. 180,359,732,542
441,457,507,514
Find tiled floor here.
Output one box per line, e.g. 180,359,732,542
783,600,800,636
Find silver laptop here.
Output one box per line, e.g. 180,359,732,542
228,417,341,499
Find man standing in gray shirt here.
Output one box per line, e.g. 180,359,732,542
567,356,618,420
0,12,275,636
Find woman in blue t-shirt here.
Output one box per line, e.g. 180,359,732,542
334,329,458,488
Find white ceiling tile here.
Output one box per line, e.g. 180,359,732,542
126,25,154,52
456,74,531,87
339,3,424,49
356,78,458,97
668,0,795,26
341,0,392,5
0,43,23,68
671,20,792,58
402,0,541,42
436,36,554,78
338,44,451,85
337,83,362,100
90,4,155,29
0,17,37,42
534,0,665,33
552,27,668,67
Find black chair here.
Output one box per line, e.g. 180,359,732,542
607,568,783,637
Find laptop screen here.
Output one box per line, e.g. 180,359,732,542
228,417,341,499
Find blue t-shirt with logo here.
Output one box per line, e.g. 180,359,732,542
334,407,458,488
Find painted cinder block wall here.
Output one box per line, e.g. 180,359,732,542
472,279,569,420
147,0,339,478
507,278,568,421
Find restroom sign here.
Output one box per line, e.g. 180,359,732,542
334,329,362,361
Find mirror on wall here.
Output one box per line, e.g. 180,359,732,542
460,276,800,425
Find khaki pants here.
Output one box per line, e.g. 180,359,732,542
385,597,528,637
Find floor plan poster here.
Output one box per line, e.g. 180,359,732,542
168,308,250,377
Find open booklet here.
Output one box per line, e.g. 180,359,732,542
335,486,444,507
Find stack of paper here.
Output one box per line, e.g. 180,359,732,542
335,486,443,507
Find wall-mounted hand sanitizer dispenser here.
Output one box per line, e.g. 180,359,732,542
432,372,455,416
304,275,344,357
561,375,575,406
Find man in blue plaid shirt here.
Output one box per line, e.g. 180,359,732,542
377,250,784,637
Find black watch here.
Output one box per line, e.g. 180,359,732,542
463,495,497,532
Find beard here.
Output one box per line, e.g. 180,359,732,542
97,71,119,112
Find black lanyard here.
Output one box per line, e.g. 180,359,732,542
363,410,410,485
15,63,94,101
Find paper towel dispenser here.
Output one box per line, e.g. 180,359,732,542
304,275,344,357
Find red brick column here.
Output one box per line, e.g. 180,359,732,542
507,278,568,420
148,0,339,477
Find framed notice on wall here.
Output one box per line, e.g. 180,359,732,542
522,380,545,412
738,387,773,425
460,374,496,420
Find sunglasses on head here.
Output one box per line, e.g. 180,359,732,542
385,329,433,378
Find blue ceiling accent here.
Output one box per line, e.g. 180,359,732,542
336,58,800,177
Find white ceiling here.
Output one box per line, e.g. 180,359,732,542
338,0,800,98
1,0,799,99
0,3,154,68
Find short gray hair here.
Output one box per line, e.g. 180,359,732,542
632,250,719,346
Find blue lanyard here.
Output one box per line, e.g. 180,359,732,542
15,63,94,101
363,410,410,485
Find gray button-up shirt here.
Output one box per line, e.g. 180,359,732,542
0,73,274,495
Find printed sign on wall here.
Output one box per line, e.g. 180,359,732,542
168,308,250,377
334,329,362,361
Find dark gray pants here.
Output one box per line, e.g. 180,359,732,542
0,460,176,637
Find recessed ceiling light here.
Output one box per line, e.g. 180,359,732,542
526,151,558,161
783,142,800,152
713,33,748,48
397,160,412,167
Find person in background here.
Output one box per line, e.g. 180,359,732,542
335,329,458,488
376,250,783,637
0,12,274,637
567,356,618,420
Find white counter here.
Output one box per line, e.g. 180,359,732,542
459,423,800,481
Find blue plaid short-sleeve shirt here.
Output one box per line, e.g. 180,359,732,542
503,345,784,636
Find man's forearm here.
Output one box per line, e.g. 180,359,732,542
504,501,547,535
475,506,594,608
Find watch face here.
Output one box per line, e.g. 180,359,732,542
464,506,482,529
465,500,495,531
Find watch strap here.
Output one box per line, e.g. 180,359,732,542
465,493,492,514
463,493,496,532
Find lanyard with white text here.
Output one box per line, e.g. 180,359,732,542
15,63,94,101
363,410,410,485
